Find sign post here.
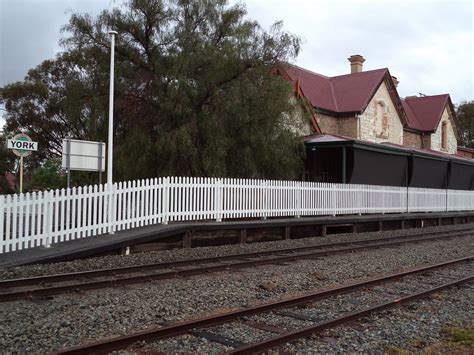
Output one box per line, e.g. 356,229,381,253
7,133,38,193
65,136,72,188
20,156,23,193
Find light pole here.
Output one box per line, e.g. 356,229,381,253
107,30,118,234
107,30,117,189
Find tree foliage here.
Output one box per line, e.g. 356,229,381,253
27,158,66,191
0,0,308,183
456,101,474,148
0,134,16,193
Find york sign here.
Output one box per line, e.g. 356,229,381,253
7,134,38,157
8,140,38,150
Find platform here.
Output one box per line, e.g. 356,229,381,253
1,211,473,269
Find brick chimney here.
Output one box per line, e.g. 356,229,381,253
348,54,365,74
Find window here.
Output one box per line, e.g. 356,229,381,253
441,121,448,150
375,99,389,139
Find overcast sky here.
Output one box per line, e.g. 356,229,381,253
0,0,473,129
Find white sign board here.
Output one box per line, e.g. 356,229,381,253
7,133,38,157
62,139,106,172
7,139,38,151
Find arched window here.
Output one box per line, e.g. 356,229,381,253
441,121,448,149
375,99,389,139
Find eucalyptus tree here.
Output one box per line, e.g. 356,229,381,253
1,0,309,181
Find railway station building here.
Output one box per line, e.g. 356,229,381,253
278,55,474,190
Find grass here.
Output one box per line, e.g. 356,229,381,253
443,327,474,346
385,327,474,354
386,347,411,355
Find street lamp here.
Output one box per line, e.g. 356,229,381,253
107,30,118,234
107,30,118,189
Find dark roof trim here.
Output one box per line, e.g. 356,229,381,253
305,139,411,157
314,107,360,117
305,139,474,165
403,127,435,134
450,159,474,167
458,146,474,153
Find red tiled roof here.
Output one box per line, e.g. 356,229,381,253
330,69,388,113
283,64,388,113
281,63,454,135
458,146,474,153
284,65,338,111
401,94,450,132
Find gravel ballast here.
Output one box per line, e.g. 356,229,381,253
1,222,473,280
280,285,473,354
0,225,472,353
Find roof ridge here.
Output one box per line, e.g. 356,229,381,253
404,93,450,100
330,68,388,80
286,63,330,78
328,80,339,111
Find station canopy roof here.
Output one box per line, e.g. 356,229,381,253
303,134,474,165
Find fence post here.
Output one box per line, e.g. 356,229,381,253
107,181,116,234
215,178,222,222
445,187,448,212
111,183,118,233
44,190,52,248
0,194,4,253
382,187,385,214
262,180,268,220
332,184,336,216
406,185,409,213
296,181,301,218
162,177,169,225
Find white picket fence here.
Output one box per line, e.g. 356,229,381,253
1,177,474,253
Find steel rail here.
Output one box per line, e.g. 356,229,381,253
1,230,472,303
51,256,472,355
2,226,472,290
227,275,473,354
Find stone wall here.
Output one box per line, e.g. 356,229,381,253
403,130,422,149
422,134,431,149
430,107,457,154
359,81,404,145
337,116,358,139
315,113,358,139
285,97,313,136
315,112,339,135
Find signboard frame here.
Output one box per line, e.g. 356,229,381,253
62,138,106,187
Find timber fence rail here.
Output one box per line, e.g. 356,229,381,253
1,177,474,253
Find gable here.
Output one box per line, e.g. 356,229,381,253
330,69,388,113
431,106,457,154
359,80,404,145
402,95,460,140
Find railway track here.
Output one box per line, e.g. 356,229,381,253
0,227,473,302
53,256,473,354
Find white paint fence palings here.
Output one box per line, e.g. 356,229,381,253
1,177,474,253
